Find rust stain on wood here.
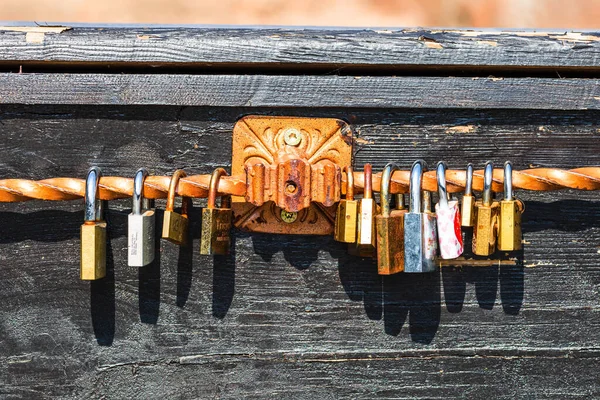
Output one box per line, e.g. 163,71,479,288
419,35,443,49
477,40,498,47
445,125,476,134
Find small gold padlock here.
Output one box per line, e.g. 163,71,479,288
200,168,233,255
162,169,192,246
349,164,376,257
498,161,524,252
461,163,476,227
375,163,406,275
472,161,500,256
334,166,358,243
80,166,107,281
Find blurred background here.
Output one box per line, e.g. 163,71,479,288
1,0,599,28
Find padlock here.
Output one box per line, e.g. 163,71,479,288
435,162,464,259
498,161,524,252
334,166,358,243
375,163,406,275
80,166,107,281
404,160,438,273
472,161,500,256
461,163,476,227
200,167,233,255
162,169,192,246
128,168,156,267
350,163,376,257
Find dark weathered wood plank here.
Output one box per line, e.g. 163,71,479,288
2,74,600,109
1,26,600,70
0,105,598,397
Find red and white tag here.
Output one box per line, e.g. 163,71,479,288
435,200,464,259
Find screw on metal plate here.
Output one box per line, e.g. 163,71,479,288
281,210,298,223
283,128,302,146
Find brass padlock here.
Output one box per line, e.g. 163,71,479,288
472,161,500,256
375,163,406,275
461,163,476,227
349,164,376,257
162,169,192,246
498,161,524,252
200,168,233,255
128,168,156,267
80,166,107,281
334,166,358,243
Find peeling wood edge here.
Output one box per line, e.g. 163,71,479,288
0,26,71,34
1,26,600,71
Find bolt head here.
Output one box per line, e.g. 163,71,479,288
280,210,298,223
283,128,302,146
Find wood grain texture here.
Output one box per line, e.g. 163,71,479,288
0,104,598,398
1,26,600,71
2,74,600,110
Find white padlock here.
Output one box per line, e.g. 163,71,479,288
435,162,463,259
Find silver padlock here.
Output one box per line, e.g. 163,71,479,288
128,168,155,267
435,161,463,259
404,160,438,273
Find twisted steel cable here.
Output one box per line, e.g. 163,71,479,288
0,168,598,203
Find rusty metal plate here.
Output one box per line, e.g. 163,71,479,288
231,116,353,235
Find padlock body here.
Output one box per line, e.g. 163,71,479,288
80,222,107,280
357,198,376,247
128,210,156,267
376,210,406,275
404,212,438,273
162,210,189,246
435,201,464,259
498,200,522,251
334,199,358,243
200,207,232,255
472,201,499,256
461,194,476,227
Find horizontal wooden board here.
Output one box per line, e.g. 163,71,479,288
0,104,598,397
1,26,600,72
2,74,600,110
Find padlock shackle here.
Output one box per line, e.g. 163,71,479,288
380,162,400,217
343,166,354,200
465,163,474,196
482,161,494,206
409,159,427,213
395,193,405,210
504,161,513,201
207,167,229,209
166,169,187,213
363,164,373,199
132,168,149,216
422,190,433,212
436,161,449,209
84,166,104,222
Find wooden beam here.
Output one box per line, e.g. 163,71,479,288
1,27,600,71
2,73,600,109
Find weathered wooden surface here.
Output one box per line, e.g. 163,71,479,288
0,104,598,399
0,26,599,399
2,74,600,110
1,25,600,72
